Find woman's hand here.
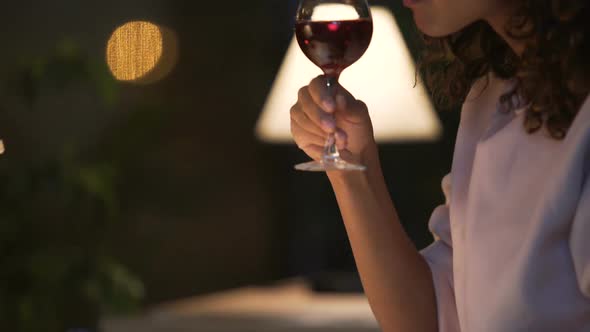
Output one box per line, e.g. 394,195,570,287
290,75,376,165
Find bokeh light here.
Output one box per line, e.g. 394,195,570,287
106,21,177,83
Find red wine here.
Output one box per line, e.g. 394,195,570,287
296,19,373,77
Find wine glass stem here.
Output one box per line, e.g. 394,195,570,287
323,75,340,162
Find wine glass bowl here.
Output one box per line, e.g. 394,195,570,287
294,0,373,172
295,19,373,78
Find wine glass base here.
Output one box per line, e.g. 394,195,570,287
294,158,366,172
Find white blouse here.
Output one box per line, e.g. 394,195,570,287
420,74,590,331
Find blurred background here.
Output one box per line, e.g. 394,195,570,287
0,0,459,331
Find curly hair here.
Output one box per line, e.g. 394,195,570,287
419,0,590,139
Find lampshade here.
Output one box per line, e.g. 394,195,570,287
256,6,442,143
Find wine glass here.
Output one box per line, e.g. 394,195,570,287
294,0,373,172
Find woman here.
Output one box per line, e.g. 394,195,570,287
289,0,590,331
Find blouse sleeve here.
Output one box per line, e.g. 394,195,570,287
569,94,590,299
570,175,590,298
420,174,461,332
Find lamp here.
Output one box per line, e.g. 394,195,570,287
256,6,442,143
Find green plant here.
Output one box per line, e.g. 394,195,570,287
0,40,144,332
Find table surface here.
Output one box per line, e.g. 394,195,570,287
101,279,381,332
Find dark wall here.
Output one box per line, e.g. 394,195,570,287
0,0,459,306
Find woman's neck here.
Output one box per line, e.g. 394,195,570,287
485,4,525,55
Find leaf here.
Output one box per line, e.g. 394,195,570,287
74,165,118,218
88,59,119,106
26,249,80,285
91,258,144,314
55,39,80,59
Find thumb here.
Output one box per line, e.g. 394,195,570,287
335,93,369,124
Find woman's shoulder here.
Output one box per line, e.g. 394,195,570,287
563,93,590,166
456,73,513,140
570,94,590,136
462,73,505,108
460,73,514,123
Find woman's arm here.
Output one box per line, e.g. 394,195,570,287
327,145,438,332
291,76,439,331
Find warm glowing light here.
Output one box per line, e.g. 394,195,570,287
256,7,442,143
311,4,360,21
107,21,163,82
0,140,4,155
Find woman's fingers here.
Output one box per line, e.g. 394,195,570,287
291,120,327,150
291,120,324,161
291,118,350,160
339,98,370,124
290,107,349,151
290,104,328,138
306,76,369,125
307,75,338,113
298,86,336,133
307,76,356,113
304,145,324,161
290,77,373,162
335,128,348,151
